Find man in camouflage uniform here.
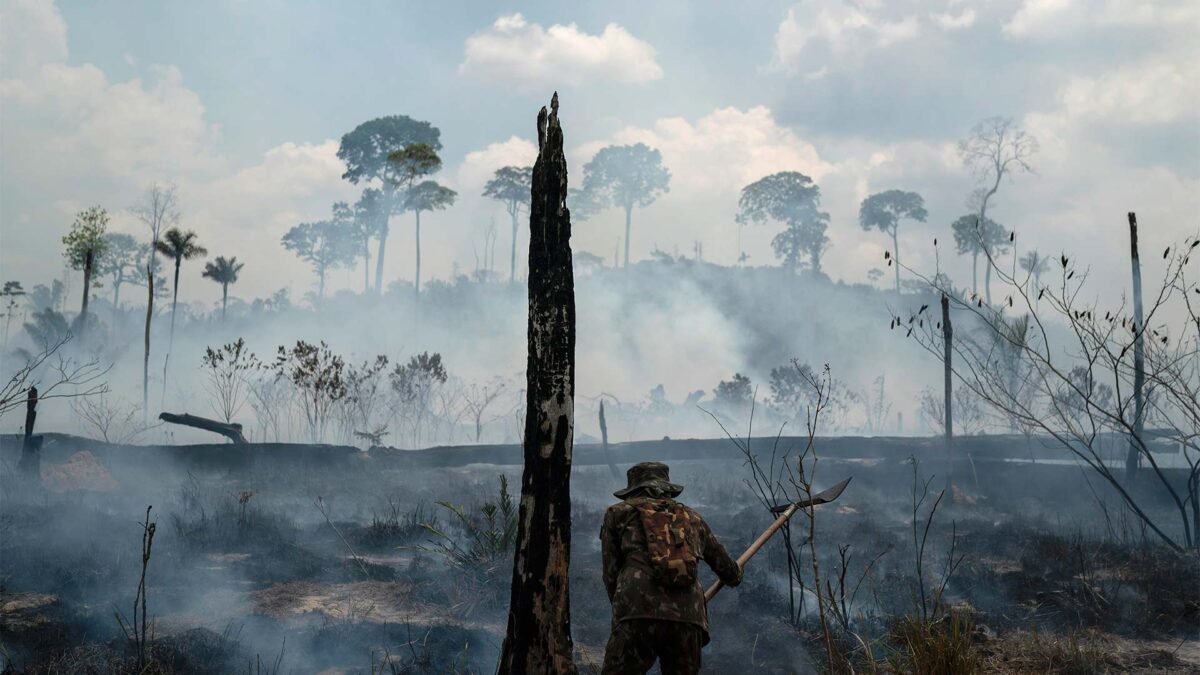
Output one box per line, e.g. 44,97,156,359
601,462,743,675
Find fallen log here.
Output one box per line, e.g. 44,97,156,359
158,412,247,444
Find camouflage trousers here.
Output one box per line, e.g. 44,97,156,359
601,618,705,675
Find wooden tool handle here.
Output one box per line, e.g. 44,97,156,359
704,503,798,602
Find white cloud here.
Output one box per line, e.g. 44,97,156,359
3,61,224,181
1003,0,1199,39
582,106,834,194
0,2,356,302
459,13,663,87
568,106,846,266
1056,60,1197,128
772,1,921,71
1003,0,1075,37
0,0,67,76
454,135,538,194
186,140,357,297
932,8,976,30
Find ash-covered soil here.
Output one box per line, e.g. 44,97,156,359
1,437,1197,674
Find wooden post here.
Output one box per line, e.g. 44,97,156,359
1126,212,1145,480
599,400,620,480
18,386,41,480
942,294,953,489
497,93,578,675
143,265,153,423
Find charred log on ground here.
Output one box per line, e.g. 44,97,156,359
158,412,248,444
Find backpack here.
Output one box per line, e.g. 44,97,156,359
633,499,698,588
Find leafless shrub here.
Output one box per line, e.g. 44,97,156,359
1,334,109,419
896,228,1200,550
337,355,390,446
852,374,894,434
248,368,291,442
918,386,987,436
273,340,346,443
115,506,157,672
462,377,507,443
388,351,447,448
703,364,849,669
201,338,258,424
72,392,147,443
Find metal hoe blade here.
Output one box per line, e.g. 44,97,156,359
770,477,852,514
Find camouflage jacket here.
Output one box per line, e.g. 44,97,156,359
601,496,742,638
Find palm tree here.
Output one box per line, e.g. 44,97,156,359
1019,250,1051,297
202,256,244,321
154,227,207,352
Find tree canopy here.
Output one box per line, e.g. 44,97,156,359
352,189,387,242
484,166,533,282
282,221,355,276
737,172,830,273
483,166,533,215
202,256,245,287
859,190,927,291
387,143,443,189
859,190,927,236
951,214,1009,257
576,143,670,218
576,143,670,268
404,181,457,214
338,116,442,187
62,206,110,270
154,227,207,265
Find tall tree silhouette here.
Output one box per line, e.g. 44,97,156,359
282,216,355,304
154,227,207,355
387,143,456,296
859,189,927,291
131,182,179,279
338,116,441,294
951,214,1009,302
201,256,245,321
575,143,670,268
1019,249,1051,296
738,172,830,274
959,117,1035,301
350,189,386,293
98,232,142,326
484,165,533,283
62,206,110,337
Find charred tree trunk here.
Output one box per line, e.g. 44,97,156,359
1126,212,1146,480
159,412,248,444
169,257,181,354
143,266,154,423
79,248,94,337
599,399,619,480
623,204,632,269
942,294,953,490
892,229,901,292
375,223,389,296
18,386,41,480
498,93,578,675
511,207,520,284
415,210,422,298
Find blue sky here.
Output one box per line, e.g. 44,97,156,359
2,0,1197,306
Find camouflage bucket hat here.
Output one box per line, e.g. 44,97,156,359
614,461,684,499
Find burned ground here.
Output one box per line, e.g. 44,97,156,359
1,435,1196,674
